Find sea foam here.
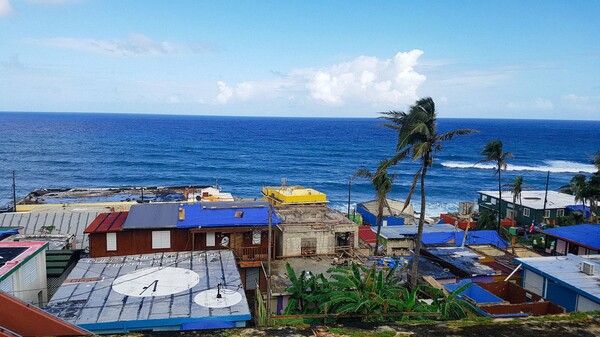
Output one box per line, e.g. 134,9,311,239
441,160,596,174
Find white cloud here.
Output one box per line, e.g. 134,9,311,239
507,97,554,111
23,33,193,57
215,50,426,107
561,94,600,112
0,0,13,17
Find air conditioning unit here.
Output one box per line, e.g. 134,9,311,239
581,261,595,276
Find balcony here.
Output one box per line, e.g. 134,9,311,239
233,246,270,261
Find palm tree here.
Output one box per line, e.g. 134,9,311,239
355,159,396,256
381,97,477,288
478,140,512,233
509,176,523,225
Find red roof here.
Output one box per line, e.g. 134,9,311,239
0,292,90,336
358,225,377,244
84,212,128,234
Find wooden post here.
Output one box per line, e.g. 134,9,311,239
12,171,17,212
266,205,273,325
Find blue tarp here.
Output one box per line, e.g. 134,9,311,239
0,230,19,237
422,230,509,249
178,202,282,228
566,205,591,218
445,280,505,304
541,224,600,250
357,203,405,226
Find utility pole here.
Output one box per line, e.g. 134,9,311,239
347,177,352,218
12,171,17,212
542,171,550,225
266,204,272,325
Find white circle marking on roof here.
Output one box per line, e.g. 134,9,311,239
112,266,200,297
194,288,243,308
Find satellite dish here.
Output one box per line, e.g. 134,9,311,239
195,288,243,308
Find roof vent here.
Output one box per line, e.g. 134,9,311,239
581,261,595,276
235,211,244,218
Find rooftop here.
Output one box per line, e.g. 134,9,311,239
122,203,179,229
374,224,461,240
478,190,585,210
0,241,48,282
516,254,600,303
276,205,356,225
357,198,415,218
262,185,327,205
179,201,281,228
84,212,128,234
45,250,251,333
423,246,498,278
540,224,600,251
0,211,98,250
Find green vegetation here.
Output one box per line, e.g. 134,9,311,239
355,159,397,256
478,140,512,232
381,97,477,288
327,327,398,337
283,262,473,323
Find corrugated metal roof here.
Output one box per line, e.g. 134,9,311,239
121,204,179,229
424,246,497,277
45,250,250,333
516,254,600,303
374,224,461,240
178,202,281,228
0,211,98,250
540,224,600,251
83,212,128,234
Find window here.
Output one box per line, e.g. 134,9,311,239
491,198,496,205
557,209,565,217
506,209,514,219
544,210,551,219
206,232,215,246
481,195,487,201
152,231,171,249
106,233,117,251
252,230,262,245
523,208,530,217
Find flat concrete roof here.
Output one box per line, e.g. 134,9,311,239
478,190,585,210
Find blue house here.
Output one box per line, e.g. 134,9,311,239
516,254,600,312
539,224,600,256
357,198,415,226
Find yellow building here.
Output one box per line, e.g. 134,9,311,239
262,185,327,206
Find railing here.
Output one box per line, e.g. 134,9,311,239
233,246,269,261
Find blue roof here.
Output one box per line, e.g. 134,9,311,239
540,224,600,250
422,230,509,249
178,202,281,228
445,280,505,304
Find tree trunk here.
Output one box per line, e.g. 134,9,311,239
374,198,384,256
410,164,427,289
498,166,502,234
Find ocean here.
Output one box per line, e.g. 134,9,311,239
0,112,598,216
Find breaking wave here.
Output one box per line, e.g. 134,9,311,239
441,160,596,174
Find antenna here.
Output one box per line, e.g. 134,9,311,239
12,171,17,212
281,177,287,188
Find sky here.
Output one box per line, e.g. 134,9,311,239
1,1,599,119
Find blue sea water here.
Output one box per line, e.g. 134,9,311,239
0,112,598,216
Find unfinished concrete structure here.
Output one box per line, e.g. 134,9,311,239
275,205,358,257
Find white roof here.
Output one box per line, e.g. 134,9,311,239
516,254,600,303
478,190,585,210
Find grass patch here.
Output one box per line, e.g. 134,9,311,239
527,312,592,323
327,327,397,337
272,317,310,329
446,317,494,327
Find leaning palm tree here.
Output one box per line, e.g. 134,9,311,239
381,97,477,288
355,159,396,256
478,140,512,233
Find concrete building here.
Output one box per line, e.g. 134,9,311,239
0,241,48,306
262,185,327,206
516,254,600,312
275,205,358,257
478,190,584,227
45,250,251,334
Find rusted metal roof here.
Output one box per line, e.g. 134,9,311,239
83,212,128,234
